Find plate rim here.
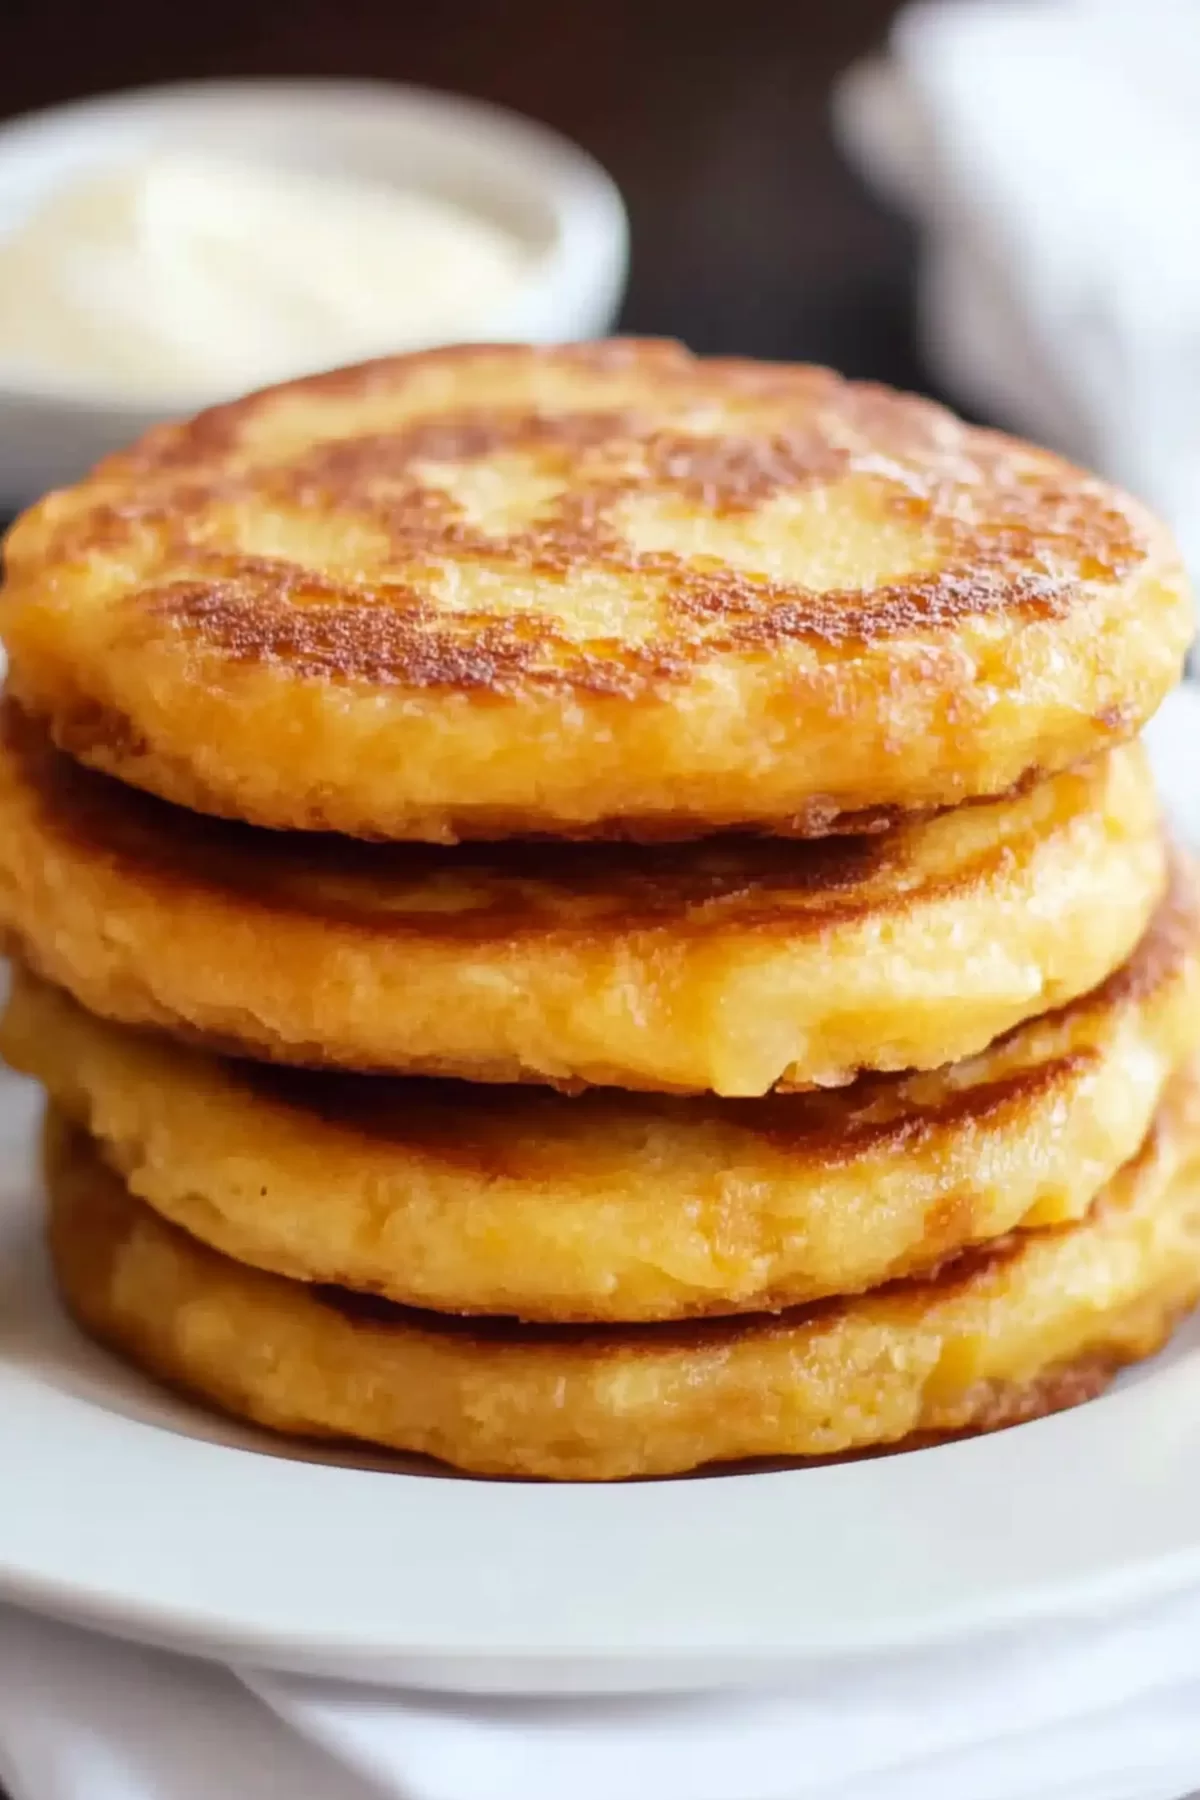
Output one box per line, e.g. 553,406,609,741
6,1387,1200,1689
7,1064,1200,1694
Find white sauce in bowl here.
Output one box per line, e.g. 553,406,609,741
0,153,532,400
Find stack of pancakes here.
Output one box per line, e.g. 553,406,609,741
0,340,1196,1481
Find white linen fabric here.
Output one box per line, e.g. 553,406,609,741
835,0,1200,580
5,1581,1200,1800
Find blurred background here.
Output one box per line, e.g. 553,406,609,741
0,0,921,385
0,0,1196,596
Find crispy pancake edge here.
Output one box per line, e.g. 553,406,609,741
7,859,1200,1321
45,1064,1200,1479
0,708,1168,1093
4,341,1192,840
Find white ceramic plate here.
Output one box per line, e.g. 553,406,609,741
6,1061,1200,1696
3,689,1197,1696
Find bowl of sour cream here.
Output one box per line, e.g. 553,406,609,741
0,79,629,506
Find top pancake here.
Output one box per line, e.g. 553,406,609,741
2,340,1192,842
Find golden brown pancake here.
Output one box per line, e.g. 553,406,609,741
3,341,1191,842
9,865,1199,1321
0,708,1166,1094
45,1067,1200,1480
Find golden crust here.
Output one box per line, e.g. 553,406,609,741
9,867,1200,1321
3,341,1192,841
45,1067,1200,1480
0,707,1167,1094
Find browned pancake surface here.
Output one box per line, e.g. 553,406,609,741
4,341,1191,840
0,708,1166,1092
8,864,1198,1322
45,1067,1200,1479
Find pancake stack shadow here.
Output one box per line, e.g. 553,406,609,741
0,339,1197,1481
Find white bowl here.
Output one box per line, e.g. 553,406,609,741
0,79,629,510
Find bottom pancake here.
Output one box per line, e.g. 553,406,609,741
46,1078,1200,1482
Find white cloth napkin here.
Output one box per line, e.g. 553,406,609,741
5,1587,1200,1800
835,0,1200,579
0,687,1196,1800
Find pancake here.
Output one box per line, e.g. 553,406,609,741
45,1067,1200,1480
3,340,1191,843
8,866,1199,1321
0,710,1166,1095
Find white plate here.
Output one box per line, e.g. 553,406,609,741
6,1058,1200,1696
3,688,1197,1696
